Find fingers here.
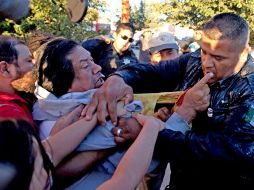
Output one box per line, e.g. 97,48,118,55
195,72,214,88
107,98,118,126
112,127,121,136
108,86,133,125
123,87,134,105
82,93,99,120
131,112,148,126
83,76,134,126
97,95,108,125
114,136,126,144
69,104,84,120
155,107,171,122
112,127,129,144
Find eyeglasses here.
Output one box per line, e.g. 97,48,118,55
120,35,134,43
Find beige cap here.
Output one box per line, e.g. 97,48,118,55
148,32,179,53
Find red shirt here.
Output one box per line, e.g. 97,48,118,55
0,92,34,125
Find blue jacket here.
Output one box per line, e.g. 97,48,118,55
115,50,254,189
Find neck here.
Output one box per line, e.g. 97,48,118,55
0,80,15,94
112,43,122,55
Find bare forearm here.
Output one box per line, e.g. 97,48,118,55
97,124,160,190
42,115,97,166
55,149,113,188
50,104,84,135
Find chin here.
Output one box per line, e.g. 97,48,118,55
95,81,104,88
208,78,217,85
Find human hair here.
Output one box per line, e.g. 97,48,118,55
202,12,250,50
0,119,54,190
115,23,135,34
26,30,54,54
0,36,25,65
37,38,79,97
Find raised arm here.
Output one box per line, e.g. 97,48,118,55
114,53,190,93
83,53,191,125
155,75,254,166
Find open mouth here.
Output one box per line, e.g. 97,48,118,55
95,74,105,87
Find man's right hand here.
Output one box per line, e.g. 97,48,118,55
154,107,171,122
82,75,134,125
176,72,213,123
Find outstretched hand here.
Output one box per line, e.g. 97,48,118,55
112,117,142,144
51,104,85,135
132,113,165,132
81,75,134,125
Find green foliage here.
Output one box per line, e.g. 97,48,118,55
130,0,146,30
166,0,254,46
0,0,107,41
144,2,171,28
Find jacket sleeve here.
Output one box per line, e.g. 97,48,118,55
155,95,254,166
114,53,191,93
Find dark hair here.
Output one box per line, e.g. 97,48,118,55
116,23,135,34
0,36,25,65
37,38,79,97
26,31,54,54
202,12,249,49
0,119,54,190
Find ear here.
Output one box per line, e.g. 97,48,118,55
0,61,11,77
240,46,249,63
194,30,202,41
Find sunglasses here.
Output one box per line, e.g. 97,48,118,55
120,35,134,43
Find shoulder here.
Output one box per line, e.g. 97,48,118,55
240,56,254,92
82,38,107,50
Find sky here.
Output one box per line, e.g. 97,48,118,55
101,0,162,23
100,0,194,39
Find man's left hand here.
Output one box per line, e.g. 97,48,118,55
112,117,142,144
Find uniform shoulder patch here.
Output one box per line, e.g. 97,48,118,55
245,105,254,126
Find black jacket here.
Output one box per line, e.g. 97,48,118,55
82,38,138,78
116,50,254,189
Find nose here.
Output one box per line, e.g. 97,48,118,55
202,54,213,68
92,62,102,74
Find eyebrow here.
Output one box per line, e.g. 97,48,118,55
211,53,226,59
80,59,89,62
202,49,226,58
26,55,33,59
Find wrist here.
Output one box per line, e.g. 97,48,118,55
175,105,196,123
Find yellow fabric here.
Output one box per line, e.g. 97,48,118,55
134,91,183,115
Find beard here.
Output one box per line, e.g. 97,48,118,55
11,70,36,93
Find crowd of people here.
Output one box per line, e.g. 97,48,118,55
0,12,254,190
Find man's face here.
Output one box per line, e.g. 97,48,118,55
15,44,34,77
150,48,178,64
68,45,104,92
200,34,248,84
113,28,134,53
